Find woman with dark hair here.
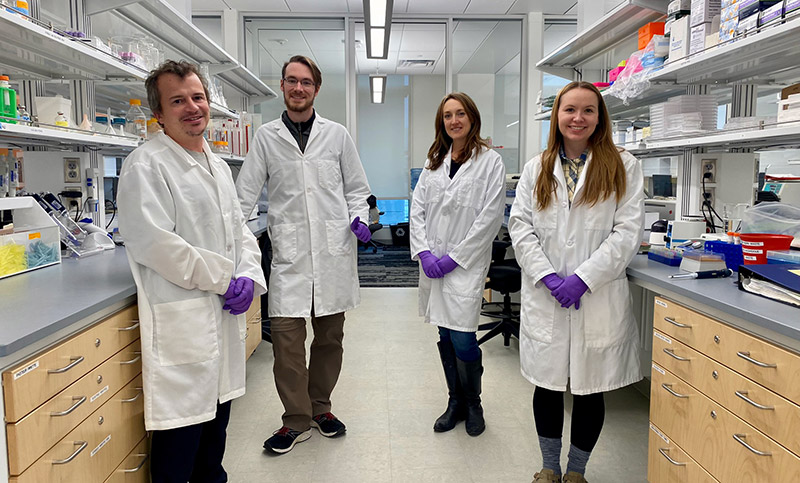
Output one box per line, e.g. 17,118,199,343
508,81,644,483
409,92,506,437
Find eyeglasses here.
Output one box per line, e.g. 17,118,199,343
283,77,316,89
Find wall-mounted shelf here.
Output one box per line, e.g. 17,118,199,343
86,0,276,98
630,123,800,157
536,0,668,77
0,9,146,81
650,16,800,85
0,121,139,150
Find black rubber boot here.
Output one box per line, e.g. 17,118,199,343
434,341,467,432
456,351,485,436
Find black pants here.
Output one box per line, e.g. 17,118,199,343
533,386,605,452
150,400,232,483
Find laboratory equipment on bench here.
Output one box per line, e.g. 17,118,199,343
0,197,60,279
665,220,705,248
36,192,107,257
669,269,732,279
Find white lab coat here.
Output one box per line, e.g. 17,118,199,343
508,149,644,395
410,147,506,331
236,114,370,318
117,132,267,430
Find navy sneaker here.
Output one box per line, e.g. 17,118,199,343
263,426,311,454
311,412,347,437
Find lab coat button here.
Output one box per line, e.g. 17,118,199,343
436,239,442,245
566,240,574,247
306,188,312,193
562,202,567,208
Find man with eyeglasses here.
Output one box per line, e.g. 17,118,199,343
236,55,372,455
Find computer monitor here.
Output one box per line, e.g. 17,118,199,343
652,174,673,197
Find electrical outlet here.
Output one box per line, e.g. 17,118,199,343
64,157,81,183
700,187,716,213
701,158,717,183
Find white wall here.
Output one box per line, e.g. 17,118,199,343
410,76,446,169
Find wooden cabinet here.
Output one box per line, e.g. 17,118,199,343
649,297,800,482
245,297,262,361
105,436,150,483
647,422,718,483
2,305,146,482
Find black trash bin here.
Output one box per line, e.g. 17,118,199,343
390,222,410,246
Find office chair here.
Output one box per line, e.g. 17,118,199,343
477,240,521,346
364,222,384,253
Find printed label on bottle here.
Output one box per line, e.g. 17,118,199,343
742,240,763,247
654,331,672,344
650,423,669,444
13,360,39,380
742,248,762,254
744,255,758,261
652,363,666,375
91,435,111,457
655,299,668,308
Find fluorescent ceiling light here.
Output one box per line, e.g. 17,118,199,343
363,0,393,59
370,75,386,104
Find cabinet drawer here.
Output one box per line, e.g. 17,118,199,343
7,340,142,476
647,422,718,483
104,436,149,483
654,297,800,406
3,305,140,422
246,297,261,324
653,332,800,458
650,363,699,447
11,375,146,483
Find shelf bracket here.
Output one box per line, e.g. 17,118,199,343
85,0,141,16
207,63,237,76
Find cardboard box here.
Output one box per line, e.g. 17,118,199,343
669,15,691,60
781,83,800,100
738,0,781,19
669,0,693,15
787,0,800,16
758,1,784,24
690,23,714,53
638,22,665,49
691,0,722,25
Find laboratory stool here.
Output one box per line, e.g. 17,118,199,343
478,241,521,346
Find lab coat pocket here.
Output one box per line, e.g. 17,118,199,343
520,288,556,343
442,263,485,298
318,159,343,190
325,220,352,256
271,223,298,263
457,179,485,210
582,278,634,348
153,297,219,366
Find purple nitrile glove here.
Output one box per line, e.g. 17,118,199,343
223,278,237,299
541,273,564,291
225,277,254,315
418,250,444,279
550,274,589,310
436,255,459,276
350,216,372,243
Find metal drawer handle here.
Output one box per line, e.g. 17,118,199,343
51,441,88,465
658,448,687,466
733,434,772,456
118,321,140,331
50,396,87,417
735,391,775,410
119,352,142,365
121,388,143,403
663,348,690,361
664,316,691,328
737,351,777,368
123,454,149,473
661,383,689,399
48,356,85,374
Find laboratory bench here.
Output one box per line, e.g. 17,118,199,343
0,215,267,482
627,255,800,482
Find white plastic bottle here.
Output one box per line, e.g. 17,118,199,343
125,99,147,140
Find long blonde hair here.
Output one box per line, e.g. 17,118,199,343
534,81,626,211
426,92,490,170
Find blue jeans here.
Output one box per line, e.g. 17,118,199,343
438,327,480,362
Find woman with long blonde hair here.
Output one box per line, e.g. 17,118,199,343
409,92,506,437
508,81,644,482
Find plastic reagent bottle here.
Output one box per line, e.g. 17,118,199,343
125,99,147,140
0,75,18,124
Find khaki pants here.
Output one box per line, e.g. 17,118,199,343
271,311,345,431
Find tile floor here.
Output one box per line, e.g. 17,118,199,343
224,288,650,482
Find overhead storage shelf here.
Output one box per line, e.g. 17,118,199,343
86,0,276,98
650,17,800,85
0,121,139,149
629,123,800,156
0,9,146,81
536,0,668,76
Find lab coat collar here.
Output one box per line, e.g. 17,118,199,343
445,146,474,184
550,149,593,204
272,111,327,154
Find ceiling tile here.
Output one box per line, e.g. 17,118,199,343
464,0,515,14
405,0,469,14
227,0,289,11
284,0,351,12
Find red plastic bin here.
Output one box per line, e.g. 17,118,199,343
739,233,794,264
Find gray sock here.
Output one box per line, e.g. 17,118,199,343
566,444,591,476
538,436,562,475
